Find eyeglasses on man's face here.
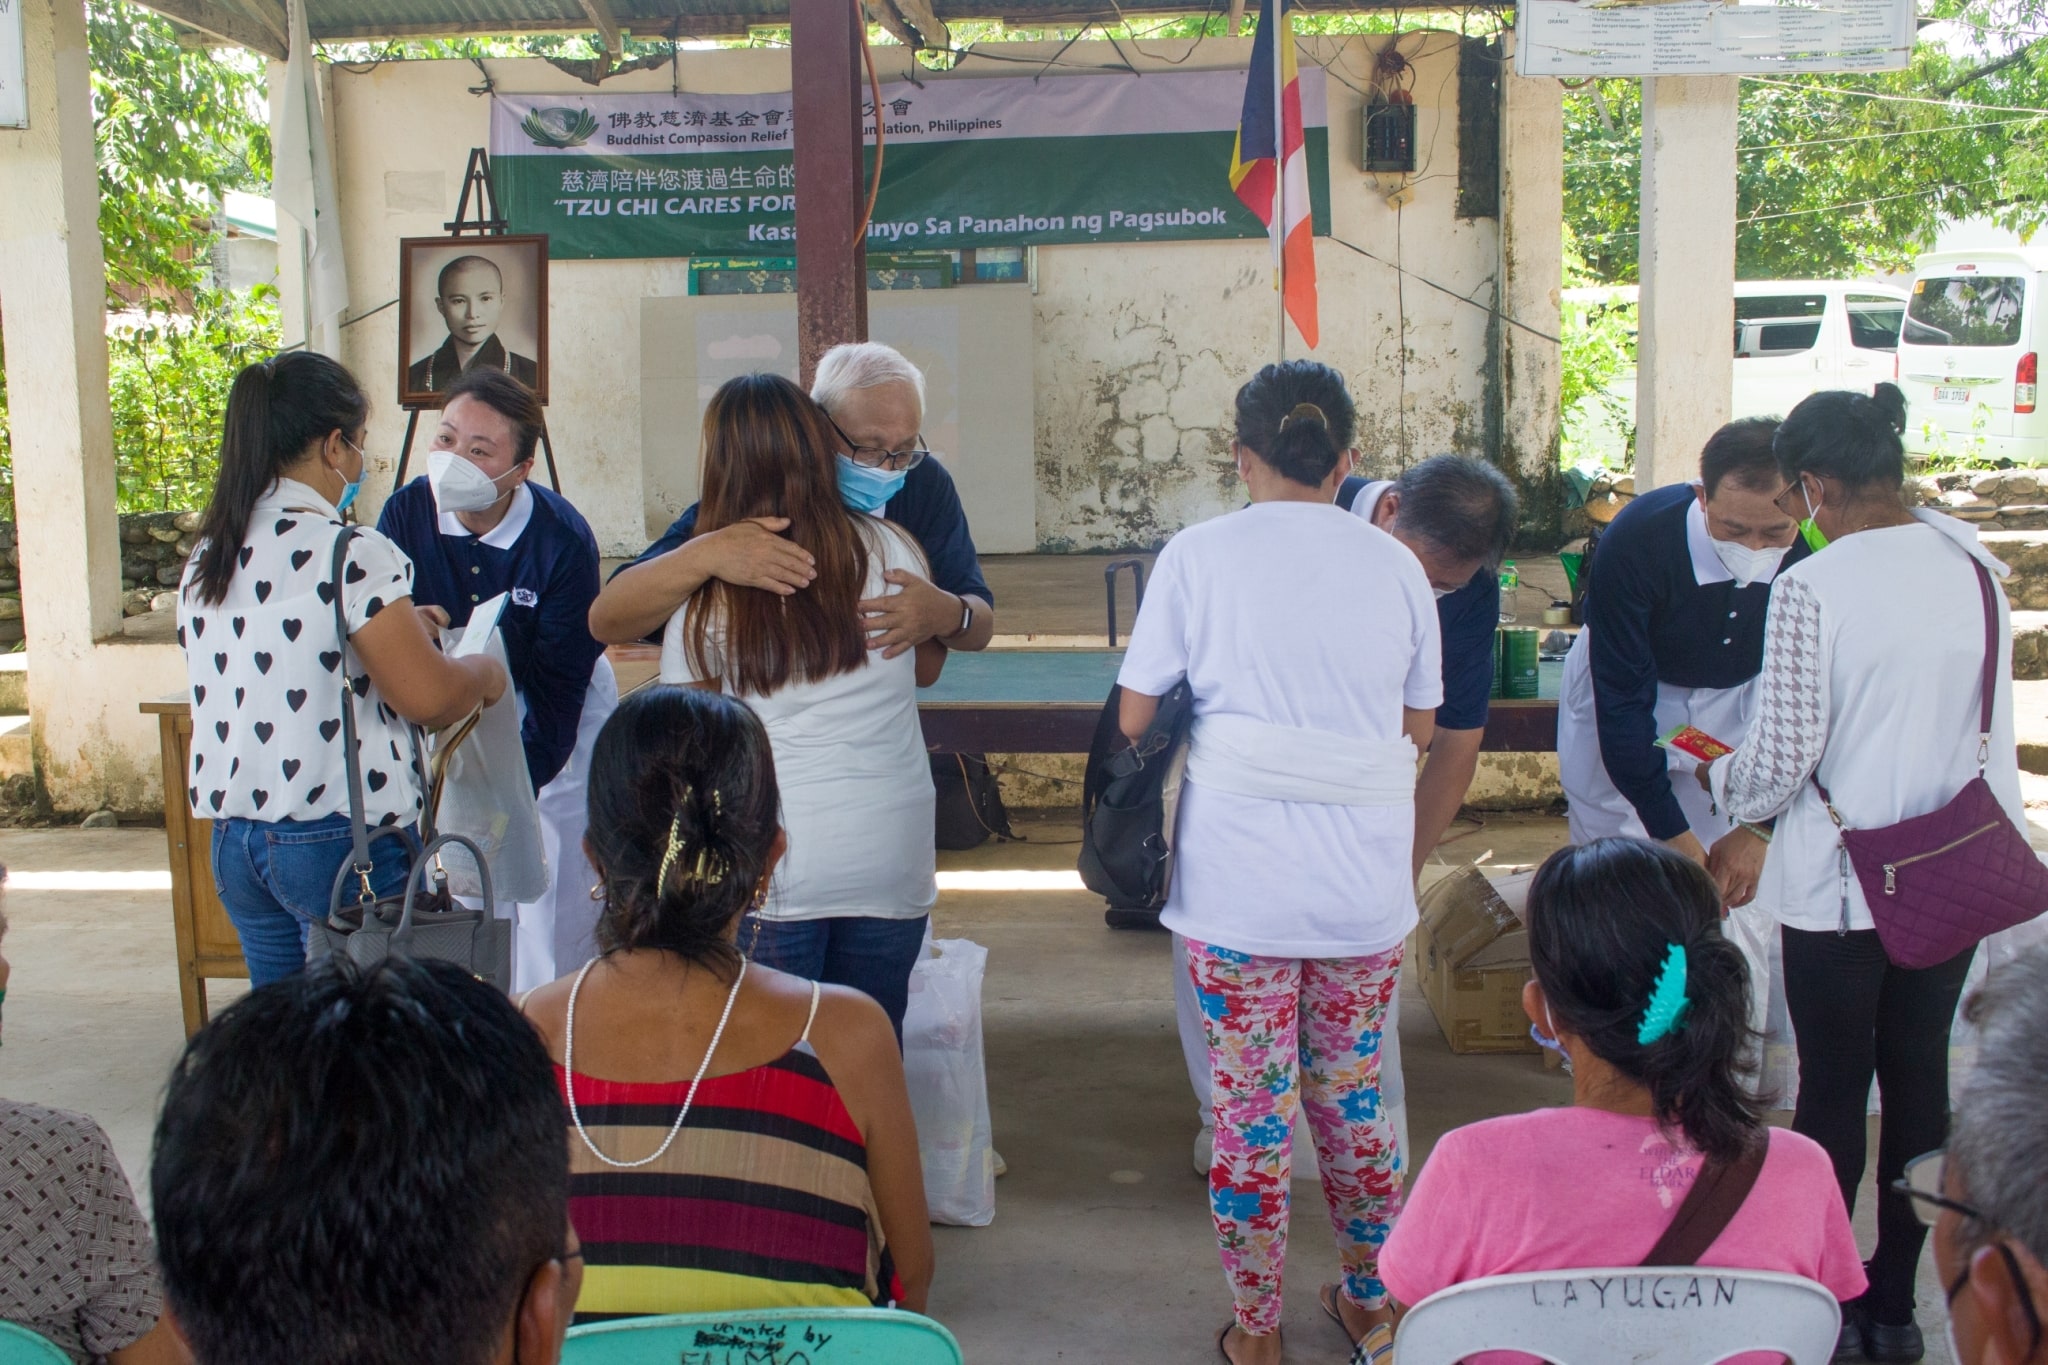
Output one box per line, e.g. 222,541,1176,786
1897,1149,2043,1355
829,417,929,472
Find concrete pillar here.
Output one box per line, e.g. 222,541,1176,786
0,0,182,811
1636,75,1738,491
790,0,867,386
1497,58,1564,535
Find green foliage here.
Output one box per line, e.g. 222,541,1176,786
0,1,274,519
107,289,280,514
1567,1,2048,286
1558,232,1636,469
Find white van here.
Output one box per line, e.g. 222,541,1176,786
1898,248,2047,464
1562,280,1908,465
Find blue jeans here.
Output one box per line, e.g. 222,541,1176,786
741,913,929,1044
212,815,414,987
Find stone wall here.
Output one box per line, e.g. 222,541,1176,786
1908,470,2048,532
0,511,199,649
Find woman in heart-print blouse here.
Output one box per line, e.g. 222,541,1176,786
177,352,508,987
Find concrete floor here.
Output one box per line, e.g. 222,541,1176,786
0,810,1977,1363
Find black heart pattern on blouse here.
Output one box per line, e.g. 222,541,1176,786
320,651,342,673
319,719,341,743
213,653,228,675
345,560,368,585
209,790,225,810
282,619,303,642
232,617,245,638
291,549,314,571
192,617,205,637
214,721,230,742
366,770,388,792
365,597,386,619
274,518,298,535
253,722,274,744
306,784,326,803
234,688,244,707
283,759,301,780
286,689,307,712
254,581,272,603
252,790,268,810
193,685,205,705
237,546,253,569
317,580,336,606
254,653,273,675
351,675,371,698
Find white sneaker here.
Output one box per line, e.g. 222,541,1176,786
993,1150,1008,1178
1192,1125,1214,1177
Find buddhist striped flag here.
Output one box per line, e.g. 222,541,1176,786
1228,0,1318,349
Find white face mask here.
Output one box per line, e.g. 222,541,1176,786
1432,585,1455,601
428,449,516,514
1711,538,1788,589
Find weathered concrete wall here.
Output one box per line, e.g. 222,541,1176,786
0,0,186,813
306,34,1558,554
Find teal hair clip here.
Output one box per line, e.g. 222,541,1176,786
1636,943,1691,1046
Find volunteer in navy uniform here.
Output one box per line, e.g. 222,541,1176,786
590,341,996,656
376,367,611,992
1557,418,1808,1091
1170,453,1519,1177
406,255,539,397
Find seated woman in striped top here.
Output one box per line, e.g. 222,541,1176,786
520,685,934,1321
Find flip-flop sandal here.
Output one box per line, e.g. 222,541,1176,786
1320,1284,1362,1347
1349,1323,1395,1365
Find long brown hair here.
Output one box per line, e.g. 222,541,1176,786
684,373,868,693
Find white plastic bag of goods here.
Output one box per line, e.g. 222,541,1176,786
428,613,547,902
902,936,995,1227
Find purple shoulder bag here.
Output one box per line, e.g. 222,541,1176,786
1813,557,2048,968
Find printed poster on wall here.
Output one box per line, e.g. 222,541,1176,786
489,68,1330,259
0,0,28,130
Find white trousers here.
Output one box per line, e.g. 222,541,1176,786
1556,631,1800,1100
1172,931,1408,1177
512,657,619,994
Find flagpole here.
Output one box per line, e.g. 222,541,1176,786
1271,0,1286,363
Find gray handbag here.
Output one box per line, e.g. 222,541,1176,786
304,528,513,990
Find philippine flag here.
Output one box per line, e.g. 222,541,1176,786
1228,0,1318,349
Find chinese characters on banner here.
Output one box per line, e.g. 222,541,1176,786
490,68,1332,259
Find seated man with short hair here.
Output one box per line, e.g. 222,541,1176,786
150,958,581,1365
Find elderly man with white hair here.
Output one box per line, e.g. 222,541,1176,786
1901,943,2048,1365
591,341,996,653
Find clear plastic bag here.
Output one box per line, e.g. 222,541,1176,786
902,936,995,1227
427,624,547,902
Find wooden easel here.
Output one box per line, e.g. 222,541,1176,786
393,147,562,493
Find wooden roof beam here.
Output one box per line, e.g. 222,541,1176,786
140,0,287,59
579,0,625,60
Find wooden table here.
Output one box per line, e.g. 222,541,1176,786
147,649,1562,1034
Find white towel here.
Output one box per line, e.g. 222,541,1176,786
1186,713,1417,807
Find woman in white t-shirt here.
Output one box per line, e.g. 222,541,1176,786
1117,361,1442,1365
1703,384,2027,1361
660,373,943,1040
178,352,507,987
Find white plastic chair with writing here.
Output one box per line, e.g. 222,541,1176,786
1392,1267,1841,1365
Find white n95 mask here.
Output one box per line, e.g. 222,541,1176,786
428,449,514,514
1711,538,1788,589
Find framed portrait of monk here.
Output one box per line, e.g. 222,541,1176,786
397,235,550,407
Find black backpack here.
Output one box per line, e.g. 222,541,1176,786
1078,681,1195,930
930,752,1015,850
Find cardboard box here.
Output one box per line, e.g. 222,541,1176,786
1415,865,1538,1054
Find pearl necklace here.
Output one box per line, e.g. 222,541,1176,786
563,955,749,1170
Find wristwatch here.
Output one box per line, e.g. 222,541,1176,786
945,595,973,641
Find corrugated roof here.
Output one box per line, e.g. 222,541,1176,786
144,0,1286,56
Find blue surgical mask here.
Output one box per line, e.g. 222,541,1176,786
836,453,907,515
336,437,367,514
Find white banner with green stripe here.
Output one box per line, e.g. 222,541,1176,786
489,68,1329,258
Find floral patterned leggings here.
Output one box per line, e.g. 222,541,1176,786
1185,938,1406,1337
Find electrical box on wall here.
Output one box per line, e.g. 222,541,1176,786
1363,97,1417,174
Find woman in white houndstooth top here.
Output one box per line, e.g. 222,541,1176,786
1701,383,2026,1361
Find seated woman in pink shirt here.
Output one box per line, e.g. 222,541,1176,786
1380,837,1866,1364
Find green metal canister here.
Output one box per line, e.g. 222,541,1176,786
1499,628,1540,700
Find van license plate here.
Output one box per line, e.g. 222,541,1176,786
1935,385,1972,404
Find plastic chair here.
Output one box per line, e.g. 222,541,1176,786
0,1323,74,1365
1393,1267,1842,1365
562,1307,964,1364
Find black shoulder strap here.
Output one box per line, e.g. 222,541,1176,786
1641,1140,1767,1268
328,528,378,914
